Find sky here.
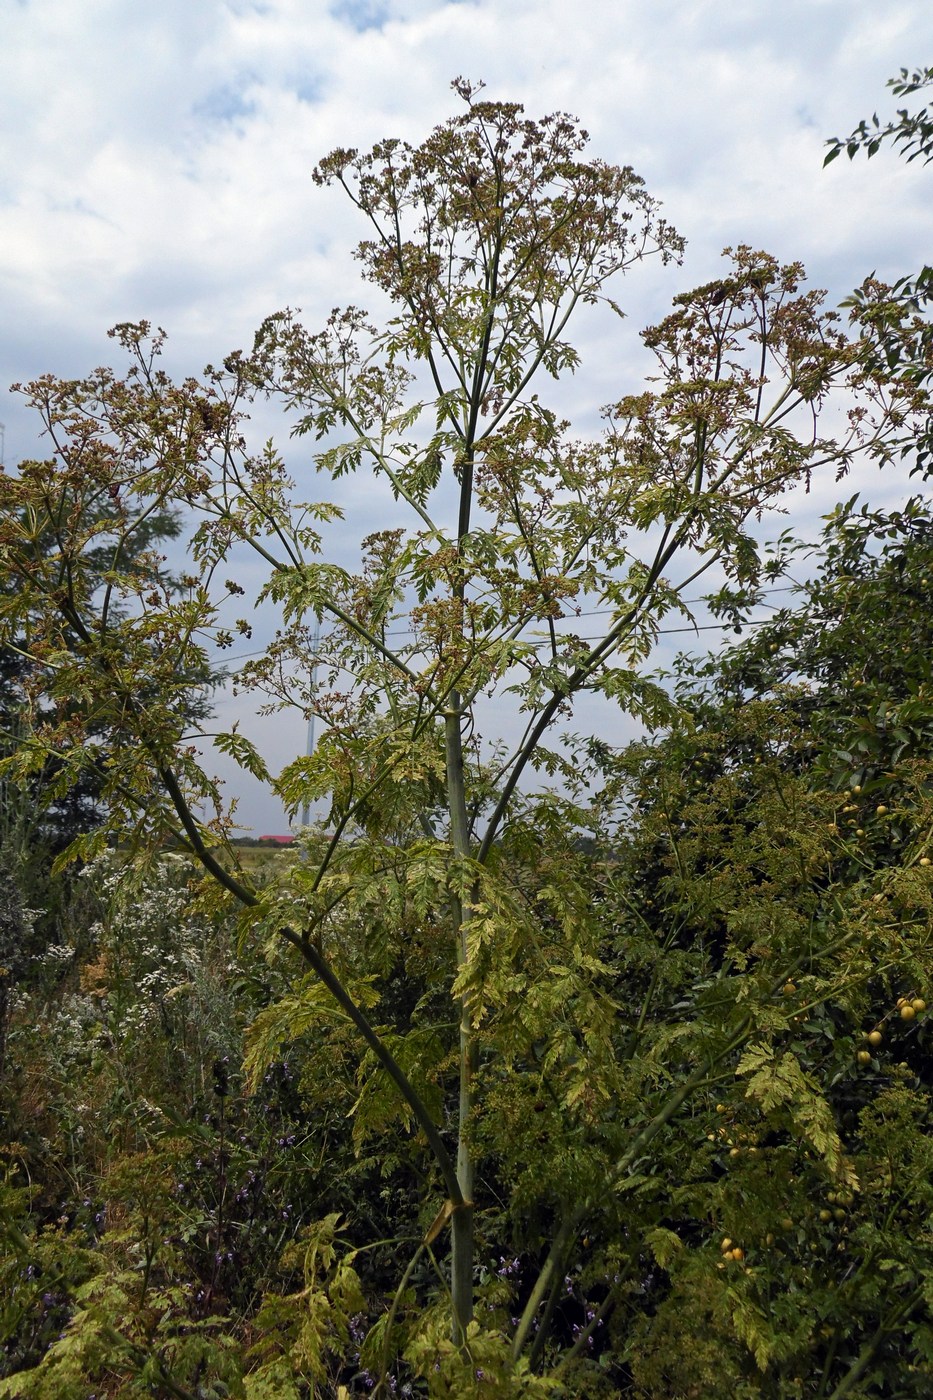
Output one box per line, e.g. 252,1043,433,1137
2,0,932,832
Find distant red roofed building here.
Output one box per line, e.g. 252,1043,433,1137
258,834,295,845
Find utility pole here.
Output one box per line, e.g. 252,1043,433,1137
300,621,321,829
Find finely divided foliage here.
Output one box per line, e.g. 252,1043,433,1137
0,79,930,1395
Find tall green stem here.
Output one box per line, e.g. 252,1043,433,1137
445,698,475,1344
442,239,497,1339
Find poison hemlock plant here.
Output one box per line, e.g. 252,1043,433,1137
0,79,929,1394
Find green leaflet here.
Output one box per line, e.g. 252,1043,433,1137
243,975,382,1091
739,1046,843,1171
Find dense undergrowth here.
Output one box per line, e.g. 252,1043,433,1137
5,495,933,1397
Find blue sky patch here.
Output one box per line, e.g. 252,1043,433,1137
193,82,258,125
222,0,272,15
330,0,390,34
292,75,325,106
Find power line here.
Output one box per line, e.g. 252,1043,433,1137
193,584,799,668
212,611,779,669
378,586,797,639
